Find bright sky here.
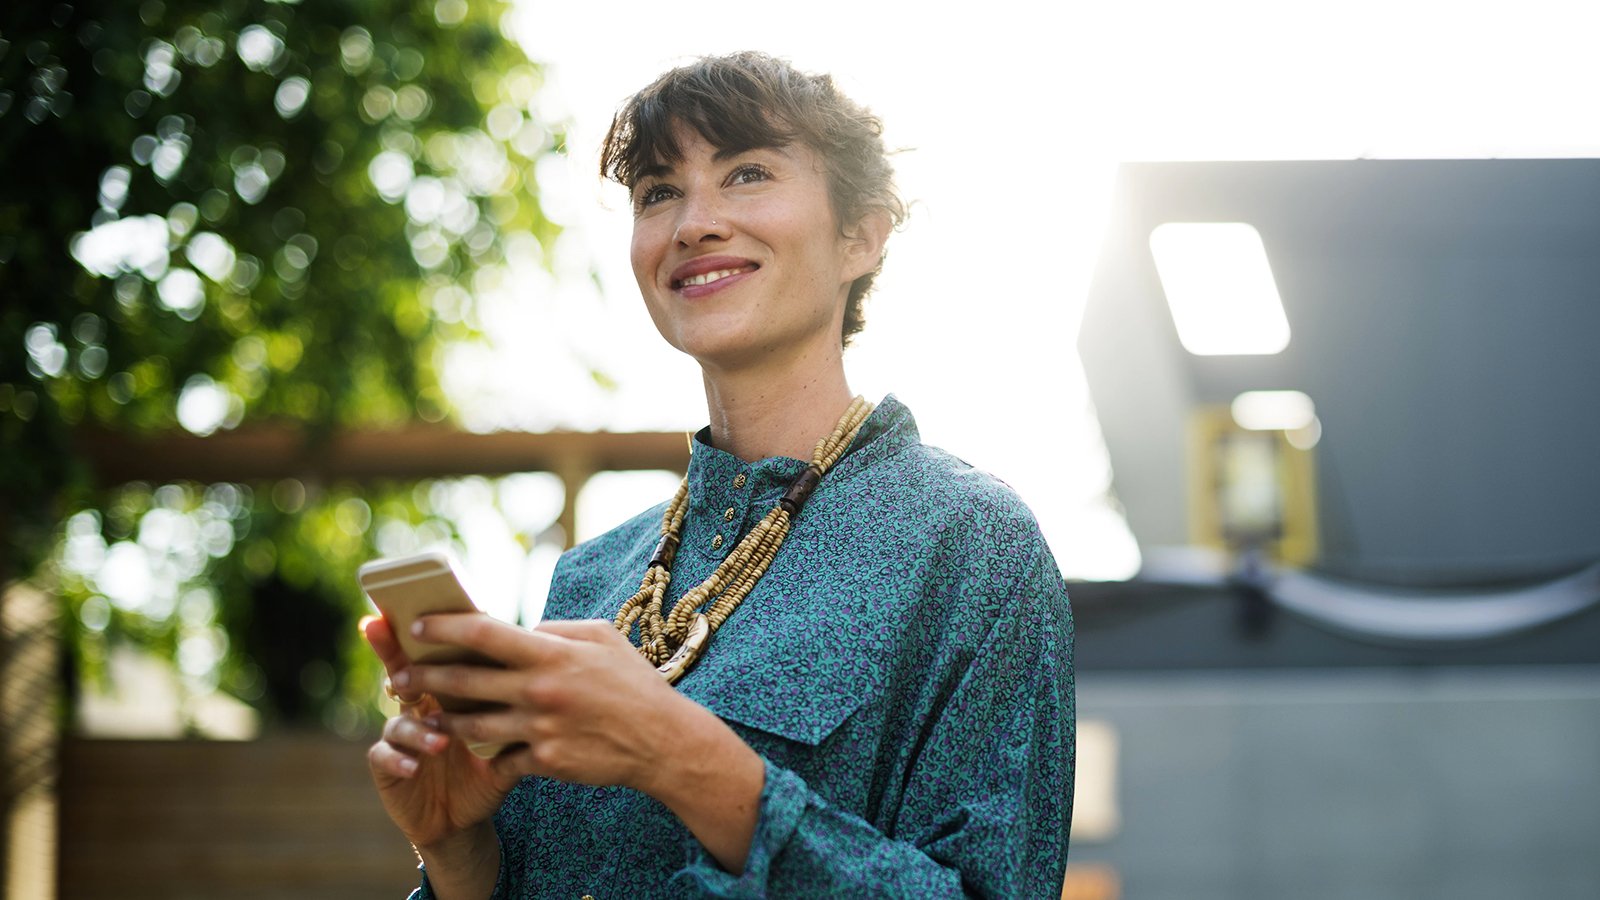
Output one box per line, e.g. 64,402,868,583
444,0,1600,591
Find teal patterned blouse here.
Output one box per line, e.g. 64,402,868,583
415,395,1075,898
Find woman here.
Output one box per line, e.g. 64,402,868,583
364,51,1075,898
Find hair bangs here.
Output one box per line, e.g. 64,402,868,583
606,75,800,189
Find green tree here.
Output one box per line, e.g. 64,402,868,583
1,0,566,728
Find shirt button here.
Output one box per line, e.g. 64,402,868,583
723,507,736,521
711,534,724,550
732,473,747,488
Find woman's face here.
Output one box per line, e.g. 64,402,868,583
629,126,878,375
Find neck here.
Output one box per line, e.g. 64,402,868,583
700,354,854,463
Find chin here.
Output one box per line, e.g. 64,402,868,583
662,309,839,373
665,316,758,360
676,338,761,372
681,330,794,373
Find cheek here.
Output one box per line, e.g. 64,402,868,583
629,223,663,290
783,204,846,276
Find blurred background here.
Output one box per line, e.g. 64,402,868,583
2,0,1597,898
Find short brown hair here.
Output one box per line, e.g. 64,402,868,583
600,52,906,346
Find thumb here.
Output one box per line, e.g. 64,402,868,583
534,618,620,644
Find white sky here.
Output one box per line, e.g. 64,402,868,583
451,0,1600,587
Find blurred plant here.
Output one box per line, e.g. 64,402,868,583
1,0,567,730
50,475,557,737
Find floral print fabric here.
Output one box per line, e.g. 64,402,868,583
413,395,1075,898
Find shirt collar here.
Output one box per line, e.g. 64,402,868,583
685,394,919,508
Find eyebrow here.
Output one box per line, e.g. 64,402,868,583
636,162,673,182
634,144,791,184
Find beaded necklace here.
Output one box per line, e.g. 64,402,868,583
614,396,875,684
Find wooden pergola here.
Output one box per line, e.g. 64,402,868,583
6,425,689,899
73,424,692,547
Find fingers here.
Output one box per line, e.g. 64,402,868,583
368,740,420,780
535,619,625,644
361,615,408,669
368,714,451,779
538,619,661,677
411,612,569,668
364,616,430,706
429,708,534,760
396,662,530,706
489,742,543,786
385,712,451,755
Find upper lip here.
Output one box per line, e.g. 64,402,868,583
670,255,759,288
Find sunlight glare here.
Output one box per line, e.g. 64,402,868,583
576,471,684,545
1149,223,1290,356
1231,390,1315,432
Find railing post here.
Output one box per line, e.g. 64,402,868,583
1,582,60,900
555,456,593,550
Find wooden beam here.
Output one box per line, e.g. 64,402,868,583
75,426,691,486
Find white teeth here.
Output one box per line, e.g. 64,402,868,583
681,267,749,287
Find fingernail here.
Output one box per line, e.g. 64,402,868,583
398,757,418,775
392,670,410,688
410,620,425,637
423,715,441,729
424,733,444,750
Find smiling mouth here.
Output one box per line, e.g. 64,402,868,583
674,265,758,289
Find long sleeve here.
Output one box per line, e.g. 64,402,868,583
673,539,1076,898
398,397,1075,898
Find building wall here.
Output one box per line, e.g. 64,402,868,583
1081,159,1600,580
1071,666,1600,899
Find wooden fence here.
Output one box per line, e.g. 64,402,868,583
58,736,422,900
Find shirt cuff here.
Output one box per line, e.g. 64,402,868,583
673,758,809,897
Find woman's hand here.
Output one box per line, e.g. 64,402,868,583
399,616,690,791
402,615,766,873
362,615,518,856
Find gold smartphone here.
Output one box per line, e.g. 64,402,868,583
358,550,510,758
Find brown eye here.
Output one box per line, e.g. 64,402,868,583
637,184,676,207
729,164,771,186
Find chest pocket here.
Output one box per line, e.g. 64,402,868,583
690,662,874,748
677,591,890,750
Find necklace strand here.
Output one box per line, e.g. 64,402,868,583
614,397,874,683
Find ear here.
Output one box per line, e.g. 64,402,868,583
839,209,893,283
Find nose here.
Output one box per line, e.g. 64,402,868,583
672,195,731,246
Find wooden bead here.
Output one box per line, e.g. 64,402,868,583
614,398,874,684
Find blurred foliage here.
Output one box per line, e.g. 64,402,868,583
50,476,547,737
1,0,567,731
